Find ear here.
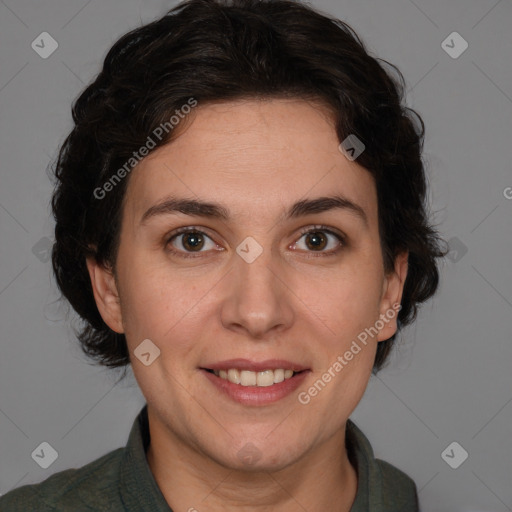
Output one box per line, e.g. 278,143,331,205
85,254,124,334
377,251,408,342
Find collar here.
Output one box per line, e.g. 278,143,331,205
119,404,172,510
118,404,379,511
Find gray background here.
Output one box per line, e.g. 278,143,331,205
0,0,511,510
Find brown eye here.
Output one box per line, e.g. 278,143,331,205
167,228,218,257
293,227,345,255
304,231,328,251
181,231,205,251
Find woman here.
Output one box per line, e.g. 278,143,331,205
0,0,446,510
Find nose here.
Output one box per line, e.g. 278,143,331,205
219,243,295,339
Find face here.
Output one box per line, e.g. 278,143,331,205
87,98,407,472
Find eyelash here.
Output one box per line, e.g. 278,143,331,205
165,225,346,260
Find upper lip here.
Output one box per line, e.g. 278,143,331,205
202,358,310,372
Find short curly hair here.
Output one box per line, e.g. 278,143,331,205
50,0,447,375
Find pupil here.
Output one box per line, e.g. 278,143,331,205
184,232,204,251
307,232,326,250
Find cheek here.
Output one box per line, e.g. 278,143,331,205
295,263,383,335
118,240,384,354
118,259,211,350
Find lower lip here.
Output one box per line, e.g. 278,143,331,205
201,369,310,406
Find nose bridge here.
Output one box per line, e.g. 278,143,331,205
220,237,294,337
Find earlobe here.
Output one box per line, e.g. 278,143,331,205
377,251,408,342
85,255,125,334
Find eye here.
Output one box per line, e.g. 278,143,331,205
291,226,345,256
166,225,346,259
166,227,219,258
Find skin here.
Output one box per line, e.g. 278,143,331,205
86,98,408,512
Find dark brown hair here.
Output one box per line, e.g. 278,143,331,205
50,0,448,377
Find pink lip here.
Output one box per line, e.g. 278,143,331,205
201,368,310,406
202,358,310,372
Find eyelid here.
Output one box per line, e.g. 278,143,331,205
291,224,346,256
295,224,346,242
165,226,221,259
165,224,346,258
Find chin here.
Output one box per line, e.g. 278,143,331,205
217,436,307,472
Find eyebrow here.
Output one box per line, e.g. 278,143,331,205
140,194,368,227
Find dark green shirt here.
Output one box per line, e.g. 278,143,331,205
0,404,418,511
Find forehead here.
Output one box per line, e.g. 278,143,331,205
123,99,377,227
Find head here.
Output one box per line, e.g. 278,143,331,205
51,0,447,471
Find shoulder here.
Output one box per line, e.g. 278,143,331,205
0,447,124,512
375,458,419,510
346,420,419,511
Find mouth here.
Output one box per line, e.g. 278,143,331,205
199,359,310,405
203,368,305,387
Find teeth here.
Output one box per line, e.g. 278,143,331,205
212,368,298,386
227,368,240,384
240,370,257,386
273,369,285,383
256,370,274,387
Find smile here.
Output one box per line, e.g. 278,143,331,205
201,368,310,406
207,368,299,387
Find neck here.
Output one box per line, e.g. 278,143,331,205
146,417,358,512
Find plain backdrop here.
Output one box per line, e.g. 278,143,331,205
0,1,511,510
